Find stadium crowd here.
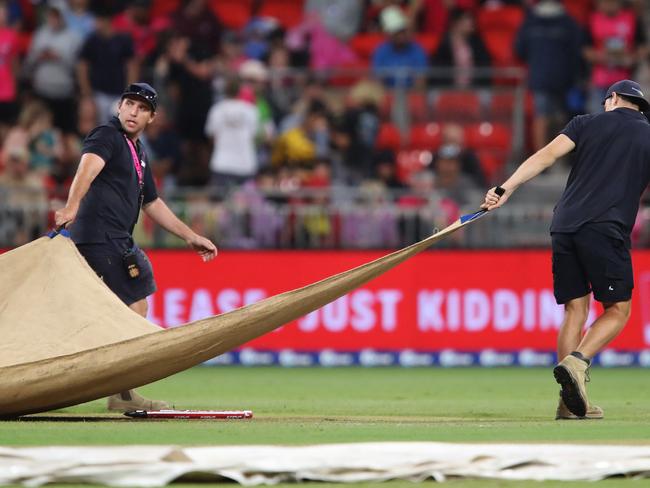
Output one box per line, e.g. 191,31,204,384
0,0,649,248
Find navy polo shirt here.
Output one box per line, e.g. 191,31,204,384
70,116,158,244
551,108,650,240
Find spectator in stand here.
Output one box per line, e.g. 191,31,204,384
77,9,138,123
144,106,182,192
2,101,34,167
63,0,95,41
27,104,63,175
286,7,358,70
2,101,62,176
216,31,247,76
279,76,327,132
0,0,20,137
371,6,428,88
305,0,363,41
437,122,486,186
205,78,259,190
239,59,276,164
432,145,480,206
335,79,384,183
174,0,222,58
271,101,330,169
372,149,404,190
0,147,47,245
584,0,648,113
430,7,491,87
409,0,452,38
24,3,81,134
2,0,20,29
516,0,584,151
242,17,278,61
113,0,170,65
167,33,218,185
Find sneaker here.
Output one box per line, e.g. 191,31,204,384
107,389,170,412
553,354,590,417
555,396,604,420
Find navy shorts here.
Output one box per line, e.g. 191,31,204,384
551,223,633,305
77,238,156,306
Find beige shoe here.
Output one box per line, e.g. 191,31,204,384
555,396,604,420
107,389,170,412
553,355,590,417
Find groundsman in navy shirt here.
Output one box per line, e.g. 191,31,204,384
483,79,650,421
55,83,217,412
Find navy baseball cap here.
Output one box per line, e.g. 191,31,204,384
602,79,650,112
121,83,157,112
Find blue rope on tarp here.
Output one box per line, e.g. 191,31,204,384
459,209,488,224
47,228,71,239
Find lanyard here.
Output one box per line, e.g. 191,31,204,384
123,134,144,187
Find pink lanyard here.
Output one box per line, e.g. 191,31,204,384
123,135,143,187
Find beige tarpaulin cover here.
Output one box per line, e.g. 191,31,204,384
2,442,650,485
0,211,479,417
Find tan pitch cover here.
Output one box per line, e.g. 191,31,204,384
0,212,478,417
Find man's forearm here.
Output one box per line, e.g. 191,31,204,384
143,198,196,241
501,148,557,193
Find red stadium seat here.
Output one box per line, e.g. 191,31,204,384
151,0,180,18
380,91,394,121
564,0,593,26
258,0,305,28
351,33,386,60
408,92,429,122
464,122,512,152
477,6,524,82
16,32,32,56
489,91,534,120
376,123,403,151
433,91,482,122
396,149,434,183
415,33,441,56
409,123,442,150
476,149,508,182
209,0,253,29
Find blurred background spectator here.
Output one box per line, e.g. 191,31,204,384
205,77,259,191
371,5,427,88
584,0,648,113
515,0,583,151
0,0,20,139
430,7,491,88
24,3,81,134
77,8,137,123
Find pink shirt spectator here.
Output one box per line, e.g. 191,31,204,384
0,27,18,101
589,8,641,88
112,13,169,59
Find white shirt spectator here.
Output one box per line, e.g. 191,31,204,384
205,99,259,177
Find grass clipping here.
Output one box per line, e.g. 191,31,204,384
0,215,469,417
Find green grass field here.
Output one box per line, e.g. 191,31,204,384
2,367,650,487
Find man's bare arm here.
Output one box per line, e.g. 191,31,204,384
54,153,105,227
143,198,217,261
482,134,575,210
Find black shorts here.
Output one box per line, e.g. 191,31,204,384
77,238,156,306
551,223,633,305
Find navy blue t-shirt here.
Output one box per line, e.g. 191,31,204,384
70,117,158,244
80,33,134,95
551,108,650,239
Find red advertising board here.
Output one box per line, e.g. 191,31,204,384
145,249,650,352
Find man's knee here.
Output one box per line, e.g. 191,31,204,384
603,300,632,322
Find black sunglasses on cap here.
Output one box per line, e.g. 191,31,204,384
121,83,157,111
